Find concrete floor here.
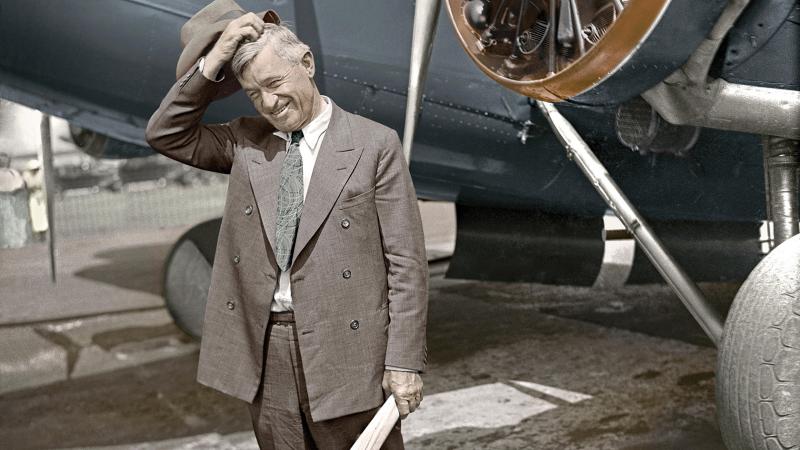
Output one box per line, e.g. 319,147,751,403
0,201,732,449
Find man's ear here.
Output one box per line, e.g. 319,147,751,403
301,51,315,78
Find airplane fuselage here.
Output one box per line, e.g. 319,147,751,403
0,0,797,223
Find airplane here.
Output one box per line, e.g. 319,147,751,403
0,0,797,448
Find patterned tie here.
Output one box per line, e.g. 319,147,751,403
275,130,304,271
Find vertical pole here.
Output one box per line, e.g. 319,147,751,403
39,114,56,282
763,136,800,249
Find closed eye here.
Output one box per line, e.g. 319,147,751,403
265,79,282,89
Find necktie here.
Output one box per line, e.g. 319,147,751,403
275,130,304,271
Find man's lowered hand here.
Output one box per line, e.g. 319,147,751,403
382,370,423,419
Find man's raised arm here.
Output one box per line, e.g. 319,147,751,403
145,12,266,174
145,59,237,173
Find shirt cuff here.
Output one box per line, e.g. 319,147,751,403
198,56,226,83
385,365,418,373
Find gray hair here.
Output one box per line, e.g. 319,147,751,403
231,23,311,80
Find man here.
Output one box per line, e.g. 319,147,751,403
0,152,31,247
145,1,428,448
21,159,48,241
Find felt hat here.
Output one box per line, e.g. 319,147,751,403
176,0,281,99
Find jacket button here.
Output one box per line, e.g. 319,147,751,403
233,255,240,264
244,205,253,216
226,301,235,310
341,218,350,229
342,269,351,279
350,320,360,330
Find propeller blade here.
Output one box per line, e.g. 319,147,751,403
402,0,442,163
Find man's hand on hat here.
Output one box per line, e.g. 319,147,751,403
203,13,265,80
382,370,423,420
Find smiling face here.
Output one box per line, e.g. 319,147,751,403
237,45,320,132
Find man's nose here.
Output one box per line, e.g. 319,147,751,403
262,92,278,111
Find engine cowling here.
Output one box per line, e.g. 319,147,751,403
445,0,728,105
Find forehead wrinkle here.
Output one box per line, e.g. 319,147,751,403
240,65,271,92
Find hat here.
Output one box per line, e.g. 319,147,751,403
176,0,281,99
25,159,41,171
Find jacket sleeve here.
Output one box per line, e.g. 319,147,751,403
145,58,239,174
375,129,429,372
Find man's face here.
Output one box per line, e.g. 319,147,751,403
238,45,318,132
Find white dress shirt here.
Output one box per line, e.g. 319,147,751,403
270,95,332,312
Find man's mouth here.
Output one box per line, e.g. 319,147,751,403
272,102,289,117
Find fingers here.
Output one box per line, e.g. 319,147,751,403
406,385,422,413
236,26,260,44
234,13,265,36
395,397,410,419
223,13,265,47
385,371,424,419
208,14,267,67
240,14,266,41
409,390,421,413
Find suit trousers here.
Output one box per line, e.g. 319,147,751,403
247,319,405,449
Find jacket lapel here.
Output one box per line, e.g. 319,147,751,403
245,102,363,264
246,136,284,254
292,103,363,263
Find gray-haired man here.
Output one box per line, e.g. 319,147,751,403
146,3,428,449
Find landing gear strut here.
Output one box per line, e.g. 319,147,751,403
536,100,724,345
763,137,800,248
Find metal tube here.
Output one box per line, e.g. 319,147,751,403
38,113,56,282
644,80,800,140
763,136,800,247
402,0,442,163
568,0,585,55
762,136,775,246
547,0,557,74
537,100,724,346
699,81,800,140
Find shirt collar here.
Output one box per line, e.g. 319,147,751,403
273,95,332,151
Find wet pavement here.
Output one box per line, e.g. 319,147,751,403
0,202,732,449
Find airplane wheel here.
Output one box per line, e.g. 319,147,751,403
717,234,800,450
163,218,221,339
445,0,727,104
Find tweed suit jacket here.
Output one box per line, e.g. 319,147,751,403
145,58,428,422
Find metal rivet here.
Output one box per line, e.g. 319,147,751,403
226,301,235,310
350,320,360,330
233,255,240,264
341,218,350,229
244,205,253,216
342,269,351,279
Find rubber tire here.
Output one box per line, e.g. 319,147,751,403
163,218,221,340
717,234,800,450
